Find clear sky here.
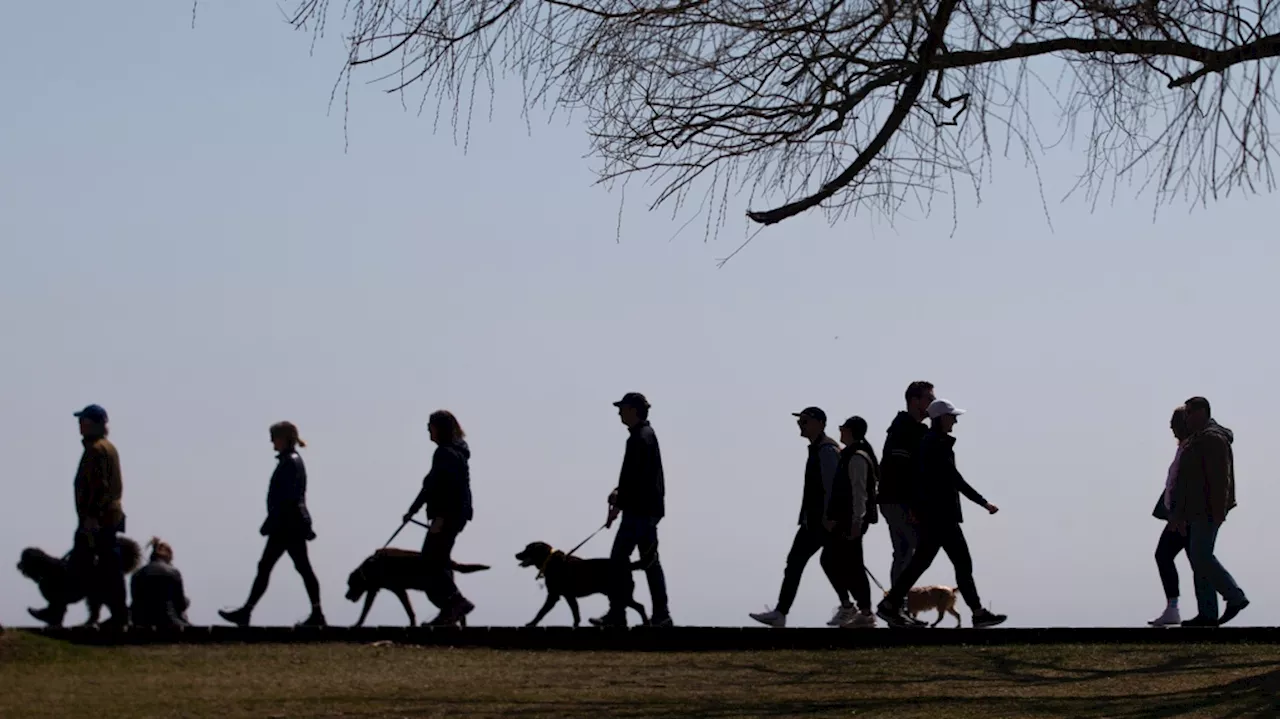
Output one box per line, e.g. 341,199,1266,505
3,2,1277,630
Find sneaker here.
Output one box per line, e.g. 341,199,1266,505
650,615,674,628
827,606,857,627
972,609,1008,628
842,612,877,629
749,608,786,628
1148,605,1181,627
1182,615,1218,627
218,607,251,627
448,598,476,624
297,609,327,628
589,612,628,628
1218,599,1249,626
875,599,913,628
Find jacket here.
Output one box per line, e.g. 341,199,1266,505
799,435,840,530
260,451,316,540
410,440,474,524
828,445,873,537
74,436,125,530
615,422,666,519
879,412,927,505
130,559,190,629
908,430,988,524
1169,420,1236,524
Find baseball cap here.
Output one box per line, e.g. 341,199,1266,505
792,406,827,423
839,415,867,432
613,392,650,409
926,399,965,420
74,404,109,423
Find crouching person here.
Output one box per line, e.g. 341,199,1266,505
130,538,190,629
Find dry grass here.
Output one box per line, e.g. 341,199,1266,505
3,631,1280,717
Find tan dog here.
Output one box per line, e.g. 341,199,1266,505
903,585,962,627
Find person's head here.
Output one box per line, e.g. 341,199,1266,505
427,410,465,445
269,421,306,452
148,537,174,563
905,381,936,421
74,404,109,439
927,399,964,433
839,416,868,446
1184,396,1211,432
613,392,650,428
1170,406,1190,442
793,406,827,441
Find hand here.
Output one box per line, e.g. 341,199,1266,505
984,503,999,515
906,510,918,525
606,506,620,529
428,517,444,534
607,489,619,506
1170,520,1187,536
822,519,836,533
402,512,414,525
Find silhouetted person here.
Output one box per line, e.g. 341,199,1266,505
219,421,325,627
876,399,1006,628
828,416,879,628
66,404,128,629
595,392,671,628
404,410,475,626
749,407,846,628
879,381,934,625
1149,406,1192,627
131,538,190,629
1172,396,1248,626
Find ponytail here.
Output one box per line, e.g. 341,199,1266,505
270,421,306,449
148,537,174,563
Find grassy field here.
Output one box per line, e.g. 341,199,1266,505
3,631,1280,718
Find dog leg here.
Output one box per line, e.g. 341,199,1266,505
528,593,560,627
630,601,650,626
565,596,581,627
391,588,416,627
354,588,379,628
950,608,962,628
932,609,945,628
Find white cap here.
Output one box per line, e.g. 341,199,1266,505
927,399,965,420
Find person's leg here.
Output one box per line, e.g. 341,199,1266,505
818,537,852,608
847,535,872,613
285,540,325,623
777,527,824,615
600,514,642,623
1148,528,1186,625
936,524,980,610
1187,519,1247,623
92,529,128,623
633,517,670,622
220,536,287,626
421,528,461,610
881,504,917,586
881,523,942,617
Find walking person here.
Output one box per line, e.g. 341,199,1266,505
68,404,128,629
403,410,475,626
875,400,1007,628
828,416,879,628
749,407,848,628
1148,406,1192,627
879,381,934,624
1171,396,1248,626
219,421,326,627
595,392,672,628
130,538,191,629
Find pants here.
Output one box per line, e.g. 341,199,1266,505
422,522,467,610
879,504,918,586
1154,527,1188,600
247,534,322,610
70,527,127,619
885,521,981,612
775,526,845,615
829,533,872,611
610,514,669,618
1186,519,1246,621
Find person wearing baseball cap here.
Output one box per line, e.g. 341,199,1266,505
875,399,1007,628
594,392,672,628
68,403,129,629
749,407,847,628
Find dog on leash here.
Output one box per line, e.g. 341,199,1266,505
515,541,649,627
905,585,963,627
18,536,143,627
345,548,490,627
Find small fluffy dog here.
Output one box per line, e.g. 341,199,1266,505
515,541,648,627
904,585,962,627
18,536,143,627
345,548,490,627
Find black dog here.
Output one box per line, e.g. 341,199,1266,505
346,548,490,627
18,536,143,627
515,541,649,627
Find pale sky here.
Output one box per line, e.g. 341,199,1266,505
3,2,1277,629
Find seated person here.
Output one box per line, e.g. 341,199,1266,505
129,538,190,629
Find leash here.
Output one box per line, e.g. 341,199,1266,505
381,517,434,549
865,566,887,594
535,522,610,581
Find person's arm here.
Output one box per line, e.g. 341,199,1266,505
818,443,839,515
78,446,113,528
953,466,998,514
173,569,190,614
848,455,869,537
404,449,441,521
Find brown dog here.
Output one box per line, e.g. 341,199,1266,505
346,548,489,627
515,541,648,627
904,585,962,627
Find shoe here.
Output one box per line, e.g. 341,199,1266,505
218,607,251,627
875,599,913,628
28,607,65,627
972,609,1007,628
1148,605,1181,627
748,608,786,628
1218,599,1250,626
827,606,857,627
98,615,129,631
650,615,674,628
448,598,475,625
1181,615,1218,627
589,612,628,628
297,609,327,628
842,612,877,629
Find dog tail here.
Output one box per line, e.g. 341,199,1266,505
117,536,143,574
451,562,490,574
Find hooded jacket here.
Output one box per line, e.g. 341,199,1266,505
412,439,475,525
1170,419,1236,524
879,412,927,505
